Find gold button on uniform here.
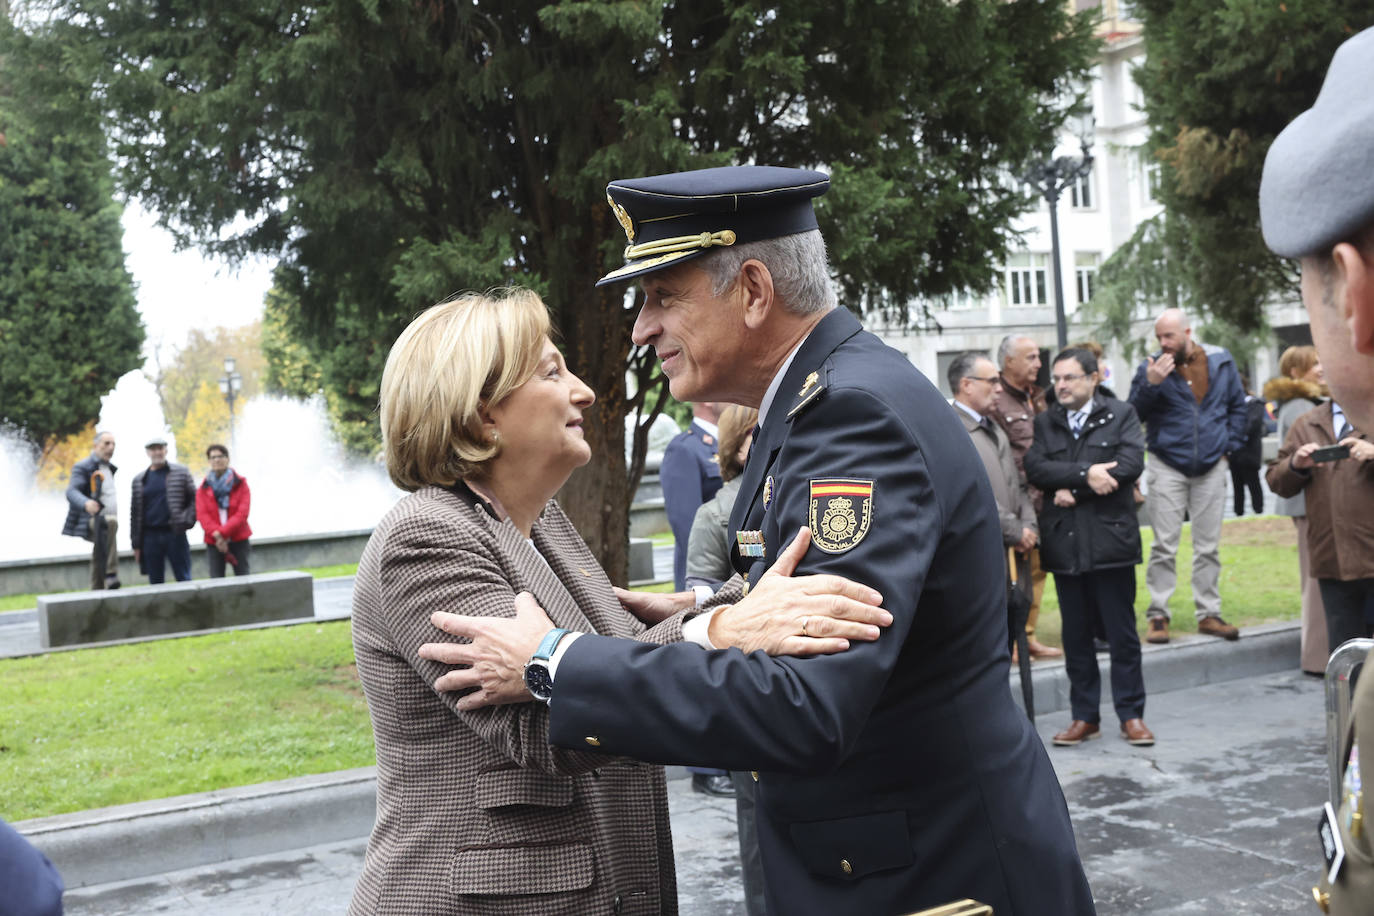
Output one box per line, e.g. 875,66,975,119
1312,886,1330,912
840,858,853,875
750,770,759,782
585,736,601,747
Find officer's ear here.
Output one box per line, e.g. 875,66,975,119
1334,240,1374,356
737,259,776,330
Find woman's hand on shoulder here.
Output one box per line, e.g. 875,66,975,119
612,587,694,625
707,528,890,657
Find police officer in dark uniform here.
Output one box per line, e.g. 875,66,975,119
427,166,1095,914
1259,26,1374,914
660,402,724,591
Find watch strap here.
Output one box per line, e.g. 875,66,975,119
533,628,570,663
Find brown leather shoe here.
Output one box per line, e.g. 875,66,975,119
1120,718,1155,746
1027,637,1064,659
1052,720,1101,746
1146,617,1170,644
1197,615,1240,640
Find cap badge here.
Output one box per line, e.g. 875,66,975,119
608,194,635,243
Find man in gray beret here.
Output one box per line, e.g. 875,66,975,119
1259,24,1374,915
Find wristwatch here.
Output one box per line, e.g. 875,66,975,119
523,628,569,705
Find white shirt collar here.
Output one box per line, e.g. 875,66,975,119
756,339,807,430
954,400,986,425
1068,397,1095,419
1332,401,1348,431
693,417,720,438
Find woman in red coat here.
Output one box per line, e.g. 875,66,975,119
196,443,252,576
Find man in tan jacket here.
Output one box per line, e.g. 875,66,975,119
950,352,1038,591
1259,24,1374,913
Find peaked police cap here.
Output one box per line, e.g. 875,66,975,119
596,165,830,286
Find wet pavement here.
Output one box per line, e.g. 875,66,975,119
58,668,1328,915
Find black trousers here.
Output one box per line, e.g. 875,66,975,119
1317,577,1374,656
1055,566,1145,724
207,539,252,577
1229,463,1264,516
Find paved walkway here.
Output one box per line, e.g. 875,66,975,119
55,669,1328,915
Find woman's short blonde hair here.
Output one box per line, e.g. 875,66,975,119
716,405,759,482
380,288,551,491
1279,344,1319,380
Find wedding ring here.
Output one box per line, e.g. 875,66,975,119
800,616,810,637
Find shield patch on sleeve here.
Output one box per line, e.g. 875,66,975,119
808,479,874,554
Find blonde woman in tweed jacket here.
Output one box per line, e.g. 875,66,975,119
349,289,889,915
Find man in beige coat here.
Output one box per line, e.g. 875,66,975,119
1259,24,1374,913
950,352,1037,592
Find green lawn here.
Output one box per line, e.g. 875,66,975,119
0,516,1299,821
0,622,372,822
1030,515,1300,648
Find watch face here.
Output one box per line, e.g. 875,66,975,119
524,662,554,703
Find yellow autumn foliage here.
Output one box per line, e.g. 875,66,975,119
175,381,232,477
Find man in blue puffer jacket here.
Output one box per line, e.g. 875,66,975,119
1129,308,1248,644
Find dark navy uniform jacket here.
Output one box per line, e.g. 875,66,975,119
660,421,723,589
1,818,63,916
551,309,1094,915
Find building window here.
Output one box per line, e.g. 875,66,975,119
1142,154,1162,204
1070,165,1094,210
937,290,978,312
1075,252,1101,305
1005,253,1049,307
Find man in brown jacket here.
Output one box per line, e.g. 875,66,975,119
1259,24,1374,913
1265,404,1374,654
991,334,1062,659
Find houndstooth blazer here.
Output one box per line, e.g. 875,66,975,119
348,484,682,915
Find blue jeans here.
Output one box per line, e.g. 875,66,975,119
142,528,192,584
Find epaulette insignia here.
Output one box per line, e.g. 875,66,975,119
787,370,826,420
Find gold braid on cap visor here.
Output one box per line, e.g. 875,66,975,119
624,229,737,261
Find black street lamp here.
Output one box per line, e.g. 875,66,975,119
1024,114,1095,352
218,356,243,445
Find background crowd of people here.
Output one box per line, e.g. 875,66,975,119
61,434,254,587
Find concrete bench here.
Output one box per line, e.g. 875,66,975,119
37,572,315,648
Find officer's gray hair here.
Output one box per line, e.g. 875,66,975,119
996,335,1035,368
947,351,992,393
93,430,113,446
698,230,837,315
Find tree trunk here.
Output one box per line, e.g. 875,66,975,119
553,269,638,586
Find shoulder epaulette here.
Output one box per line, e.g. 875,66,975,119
787,367,828,421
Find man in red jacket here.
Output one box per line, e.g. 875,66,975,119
196,443,253,576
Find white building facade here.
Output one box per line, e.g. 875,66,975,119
869,2,1302,396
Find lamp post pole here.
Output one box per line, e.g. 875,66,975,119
1024,117,1095,353
219,356,243,446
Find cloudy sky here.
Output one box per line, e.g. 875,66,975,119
121,201,274,362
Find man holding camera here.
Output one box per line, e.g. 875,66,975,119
1265,403,1374,656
